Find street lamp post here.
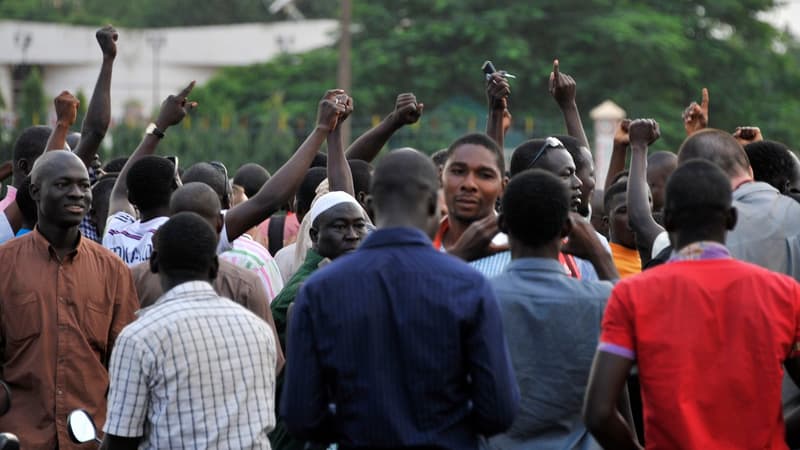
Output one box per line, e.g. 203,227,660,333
146,33,167,112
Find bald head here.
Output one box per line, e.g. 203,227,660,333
648,151,677,169
371,148,440,233
169,182,222,230
31,150,87,184
677,129,750,179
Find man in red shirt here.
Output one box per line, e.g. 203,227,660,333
583,158,800,449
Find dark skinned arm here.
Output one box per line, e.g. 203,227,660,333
100,434,140,450
549,59,589,149
627,119,665,263
486,72,510,149
107,81,198,218
344,93,422,162
45,91,79,152
605,119,631,191
562,212,620,280
223,90,342,242
326,94,355,195
73,26,118,167
784,355,800,447
583,351,642,450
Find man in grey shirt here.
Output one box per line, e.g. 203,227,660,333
488,169,620,450
677,128,800,280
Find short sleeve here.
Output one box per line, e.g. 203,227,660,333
0,212,13,244
788,283,800,359
598,285,637,360
104,331,152,437
102,211,136,243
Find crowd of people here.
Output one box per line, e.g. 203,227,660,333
1,25,800,450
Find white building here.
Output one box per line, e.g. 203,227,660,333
0,19,338,124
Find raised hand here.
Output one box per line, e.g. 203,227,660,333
733,126,763,146
390,93,423,127
549,59,577,107
54,91,80,127
486,73,511,111
683,87,709,136
334,93,354,127
156,81,198,129
614,119,632,147
317,89,347,132
96,25,118,59
449,214,507,261
628,119,660,147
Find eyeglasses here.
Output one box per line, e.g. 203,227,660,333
527,136,564,169
209,161,232,209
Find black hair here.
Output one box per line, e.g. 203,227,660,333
12,126,51,165
502,169,570,247
554,135,588,171
311,152,328,168
16,176,37,227
182,162,227,204
233,163,270,198
665,159,732,230
156,212,218,276
371,149,439,213
348,159,373,195
604,180,628,213
678,128,750,178
430,149,449,169
91,175,117,210
102,157,129,174
744,140,795,193
445,133,505,174
510,138,568,178
610,170,629,186
296,167,328,214
126,156,177,211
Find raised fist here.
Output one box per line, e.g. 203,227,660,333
628,119,661,147
96,25,118,59
391,93,423,126
614,119,631,147
733,126,763,146
54,91,79,127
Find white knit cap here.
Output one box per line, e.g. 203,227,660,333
307,191,362,225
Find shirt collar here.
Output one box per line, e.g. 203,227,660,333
153,280,217,307
31,226,83,263
506,257,570,275
361,227,433,249
432,217,449,250
669,241,731,262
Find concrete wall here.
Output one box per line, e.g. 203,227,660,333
0,19,338,124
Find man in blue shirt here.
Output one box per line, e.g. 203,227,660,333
488,169,618,450
281,148,519,449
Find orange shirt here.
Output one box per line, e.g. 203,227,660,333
609,242,641,278
0,229,139,449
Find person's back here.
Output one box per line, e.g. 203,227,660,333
728,180,800,277
112,283,276,448
280,149,518,449
604,257,798,449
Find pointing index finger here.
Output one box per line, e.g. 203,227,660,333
701,87,709,109
553,59,560,78
179,80,196,99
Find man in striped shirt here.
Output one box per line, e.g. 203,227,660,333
102,212,277,450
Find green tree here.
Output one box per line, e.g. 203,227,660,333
75,89,87,130
17,67,47,130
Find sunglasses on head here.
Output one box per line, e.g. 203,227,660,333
527,136,564,170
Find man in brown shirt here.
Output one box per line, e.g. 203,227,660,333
129,182,285,372
0,150,139,449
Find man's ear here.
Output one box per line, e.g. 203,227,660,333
726,206,737,231
560,215,574,239
149,250,160,274
208,255,219,281
497,213,508,234
17,159,29,177
29,180,40,203
427,191,438,217
501,175,509,192
215,213,224,234
357,191,368,207
309,227,319,244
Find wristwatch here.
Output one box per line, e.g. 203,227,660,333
145,123,165,139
